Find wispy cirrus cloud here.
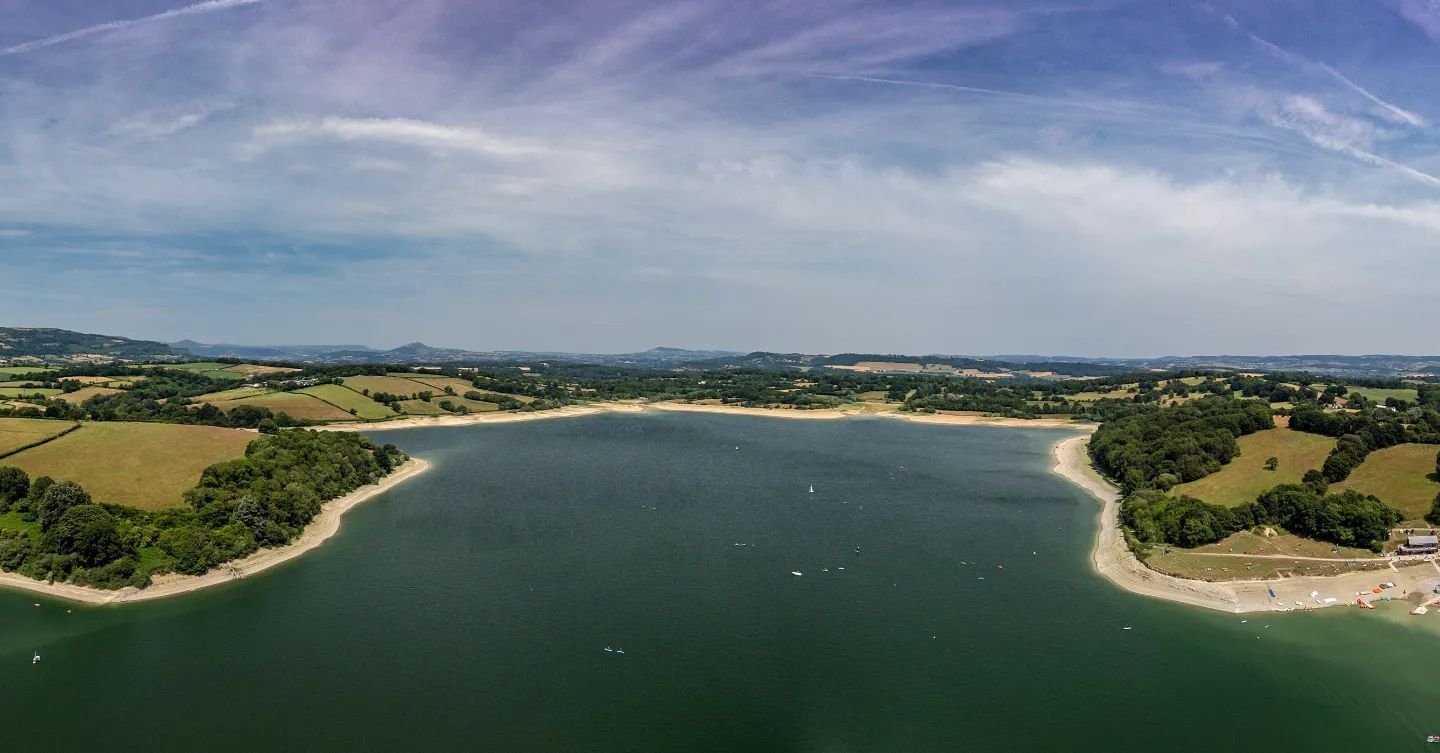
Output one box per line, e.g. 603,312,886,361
1,0,261,56
1,0,1440,352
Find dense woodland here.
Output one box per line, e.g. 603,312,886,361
0,431,406,589
1097,393,1440,552
1089,399,1275,492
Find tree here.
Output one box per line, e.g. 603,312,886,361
44,504,128,567
36,481,92,531
1301,469,1328,494
1264,457,1279,471
0,466,29,506
1427,492,1440,528
257,418,280,434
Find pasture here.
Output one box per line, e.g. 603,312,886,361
1173,428,1336,507
1334,444,1440,521
221,363,300,377
434,395,500,413
1345,386,1420,404
196,386,274,402
2,422,255,510
58,386,121,404
338,375,436,397
0,387,60,398
0,417,75,457
299,384,397,420
206,392,356,422
0,366,56,377
397,399,444,415
400,374,478,394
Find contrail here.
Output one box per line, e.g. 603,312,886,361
1202,4,1426,127
2,0,261,56
1245,32,1425,127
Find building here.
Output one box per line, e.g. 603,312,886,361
1400,535,1439,555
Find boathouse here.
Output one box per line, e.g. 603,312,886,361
1400,535,1439,555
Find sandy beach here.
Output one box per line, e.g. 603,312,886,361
1051,435,1440,614
0,458,431,606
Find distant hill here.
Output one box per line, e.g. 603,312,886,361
170,340,374,360
172,339,745,366
0,327,180,364
681,352,1131,378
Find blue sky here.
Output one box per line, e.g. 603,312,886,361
2,0,1439,356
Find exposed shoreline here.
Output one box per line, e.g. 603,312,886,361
9,402,1416,612
1051,435,1440,614
323,400,1092,431
0,458,431,606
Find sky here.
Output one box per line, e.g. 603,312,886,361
1,0,1439,356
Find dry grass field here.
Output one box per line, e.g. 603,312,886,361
2,422,255,509
1334,444,1440,521
299,384,397,420
221,363,301,377
206,392,356,422
0,417,75,457
196,386,274,402
338,375,435,397
1173,429,1335,507
400,374,478,394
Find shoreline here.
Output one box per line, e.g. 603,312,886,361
323,400,1093,431
1050,436,1440,614
0,458,432,606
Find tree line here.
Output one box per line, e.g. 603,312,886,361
0,431,407,590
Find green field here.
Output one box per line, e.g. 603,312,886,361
57,386,121,404
1173,428,1336,507
339,375,435,397
1345,386,1420,403
299,384,397,420
196,386,275,402
0,387,60,398
397,399,444,415
0,417,75,456
399,374,477,394
164,362,235,372
207,392,356,422
2,422,255,510
435,395,500,413
0,367,56,377
1335,444,1440,521
0,510,40,537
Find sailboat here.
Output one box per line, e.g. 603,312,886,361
808,484,815,494
32,651,40,665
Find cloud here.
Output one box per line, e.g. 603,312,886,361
1,0,1439,352
1,0,262,56
250,117,549,158
111,101,236,139
1396,0,1440,41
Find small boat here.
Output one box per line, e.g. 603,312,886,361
1122,626,1132,631
603,646,615,653
808,485,815,494
32,652,40,665
614,649,625,655
791,571,803,577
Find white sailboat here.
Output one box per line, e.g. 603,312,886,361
808,484,814,494
32,651,40,665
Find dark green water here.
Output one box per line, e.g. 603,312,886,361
2,414,1436,752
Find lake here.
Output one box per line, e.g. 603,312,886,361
1,413,1435,752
